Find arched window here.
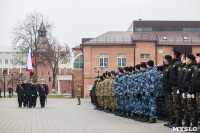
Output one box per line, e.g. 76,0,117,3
74,54,83,69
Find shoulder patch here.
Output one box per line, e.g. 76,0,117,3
188,69,191,71
166,69,168,71
173,65,176,67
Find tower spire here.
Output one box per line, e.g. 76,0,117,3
38,19,46,37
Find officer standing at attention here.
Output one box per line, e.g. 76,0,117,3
25,79,34,108
16,79,24,108
32,81,39,107
183,53,198,128
77,85,81,105
38,79,49,108
192,53,200,133
169,50,182,128
163,55,174,127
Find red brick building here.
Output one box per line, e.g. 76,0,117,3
72,20,200,98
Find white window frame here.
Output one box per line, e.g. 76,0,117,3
10,59,13,64
5,59,8,64
0,59,2,64
117,54,126,67
73,54,83,69
99,54,108,67
140,54,150,59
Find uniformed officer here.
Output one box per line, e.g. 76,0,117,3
146,60,158,123
132,64,142,120
163,55,175,127
16,79,25,108
183,53,198,128
96,76,104,110
139,62,149,122
114,67,122,116
103,72,111,112
107,72,114,113
23,80,28,107
77,85,81,105
111,71,117,112
178,53,189,127
156,66,169,121
38,78,49,108
124,66,133,118
192,53,200,132
115,68,124,116
32,81,38,107
169,50,182,128
24,79,34,108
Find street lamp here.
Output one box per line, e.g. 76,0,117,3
3,70,7,98
94,67,103,77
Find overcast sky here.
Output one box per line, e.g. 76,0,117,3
0,0,200,50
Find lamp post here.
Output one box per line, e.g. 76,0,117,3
94,67,103,77
3,70,7,98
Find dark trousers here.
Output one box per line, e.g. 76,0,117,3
26,95,32,108
94,96,99,107
32,95,37,107
18,95,24,107
40,96,46,107
24,95,27,107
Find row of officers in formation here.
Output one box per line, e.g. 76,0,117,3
90,50,200,131
16,78,49,108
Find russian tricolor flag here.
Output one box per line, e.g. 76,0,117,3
26,48,35,76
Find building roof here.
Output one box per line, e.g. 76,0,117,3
82,31,133,45
133,20,200,28
72,45,81,50
132,31,200,45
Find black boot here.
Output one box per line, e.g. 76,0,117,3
190,122,198,129
137,115,144,121
115,109,119,116
136,114,141,121
141,115,149,122
171,118,182,128
148,118,156,123
164,118,175,127
120,110,126,117
133,114,138,120
182,119,190,127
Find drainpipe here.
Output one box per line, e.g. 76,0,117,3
80,44,84,98
155,41,157,66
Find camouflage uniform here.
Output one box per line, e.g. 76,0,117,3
99,80,104,108
95,80,101,107
107,77,114,110
103,77,111,109
146,66,158,119
113,73,120,110
156,72,168,116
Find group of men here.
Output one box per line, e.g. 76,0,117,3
91,50,200,131
16,78,49,108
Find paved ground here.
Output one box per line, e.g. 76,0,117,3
0,98,179,133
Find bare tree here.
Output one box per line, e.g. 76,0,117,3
42,38,71,92
12,11,53,80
